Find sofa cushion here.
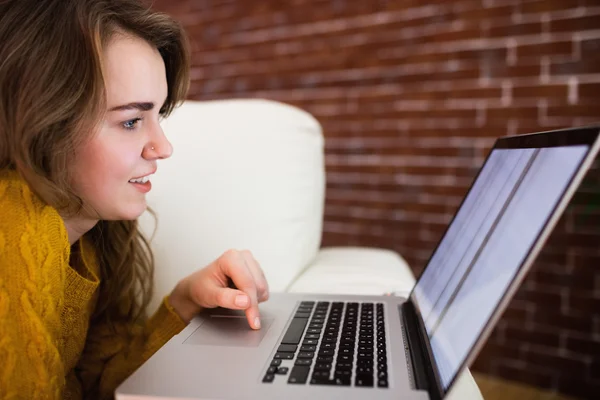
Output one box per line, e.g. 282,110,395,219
139,99,325,312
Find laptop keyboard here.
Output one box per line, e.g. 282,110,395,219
262,301,388,388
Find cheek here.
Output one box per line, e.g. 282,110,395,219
72,140,137,195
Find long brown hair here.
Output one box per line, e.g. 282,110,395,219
0,0,190,326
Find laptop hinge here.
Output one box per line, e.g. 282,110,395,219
401,302,442,400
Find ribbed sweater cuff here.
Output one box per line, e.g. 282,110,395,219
145,296,188,350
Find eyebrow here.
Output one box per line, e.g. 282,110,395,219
108,102,155,112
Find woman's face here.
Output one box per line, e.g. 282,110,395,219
71,33,172,221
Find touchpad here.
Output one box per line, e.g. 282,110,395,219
183,315,274,347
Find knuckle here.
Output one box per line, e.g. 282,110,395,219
241,249,253,259
223,249,238,259
256,278,268,293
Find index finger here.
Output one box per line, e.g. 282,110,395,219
218,250,261,329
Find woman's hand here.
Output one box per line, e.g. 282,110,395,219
168,249,269,329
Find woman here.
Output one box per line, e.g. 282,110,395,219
0,0,269,398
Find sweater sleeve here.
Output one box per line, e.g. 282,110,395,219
76,296,187,399
0,181,70,399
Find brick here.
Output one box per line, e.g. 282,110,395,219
550,57,600,76
532,310,594,333
476,341,523,364
512,84,569,99
513,285,564,309
568,291,600,313
531,267,595,291
499,300,532,323
518,0,580,14
572,254,600,270
504,324,561,348
591,359,600,380
582,38,600,54
487,106,539,120
570,189,600,208
487,21,543,38
564,334,600,357
495,360,557,388
524,345,590,372
485,62,541,79
460,5,515,22
516,40,574,59
573,210,600,233
550,14,600,33
547,104,600,118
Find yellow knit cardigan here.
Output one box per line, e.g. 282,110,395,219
0,170,187,399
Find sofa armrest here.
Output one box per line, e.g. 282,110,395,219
286,246,415,296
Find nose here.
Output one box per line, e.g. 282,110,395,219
143,124,172,160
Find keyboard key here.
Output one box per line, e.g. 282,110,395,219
300,345,316,352
277,344,297,353
312,371,330,379
288,366,310,384
282,318,309,345
276,367,289,375
305,333,320,339
311,377,335,385
334,377,351,386
314,363,332,371
295,312,311,318
267,366,277,374
317,355,334,362
295,359,312,366
270,359,282,367
297,351,315,359
378,379,388,388
357,366,373,374
303,339,318,345
274,352,294,360
355,374,374,387
335,369,351,378
357,359,373,368
263,374,275,383
300,301,315,307
336,363,352,371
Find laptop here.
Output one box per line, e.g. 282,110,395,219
116,126,600,400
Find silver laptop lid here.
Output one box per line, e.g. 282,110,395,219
408,127,600,399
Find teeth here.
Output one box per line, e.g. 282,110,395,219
129,175,150,184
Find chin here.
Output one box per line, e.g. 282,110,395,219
116,203,148,221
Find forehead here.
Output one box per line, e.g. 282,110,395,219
103,34,167,106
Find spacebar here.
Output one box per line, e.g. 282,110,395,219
281,318,308,344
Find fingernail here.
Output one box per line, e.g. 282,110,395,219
235,294,249,307
254,317,261,329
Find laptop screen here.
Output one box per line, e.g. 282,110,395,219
410,142,591,390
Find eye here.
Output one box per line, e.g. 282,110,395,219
123,117,142,130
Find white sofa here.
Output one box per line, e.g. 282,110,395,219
139,99,482,400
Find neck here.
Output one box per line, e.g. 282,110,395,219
62,215,98,245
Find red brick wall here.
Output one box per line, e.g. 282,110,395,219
152,1,600,397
